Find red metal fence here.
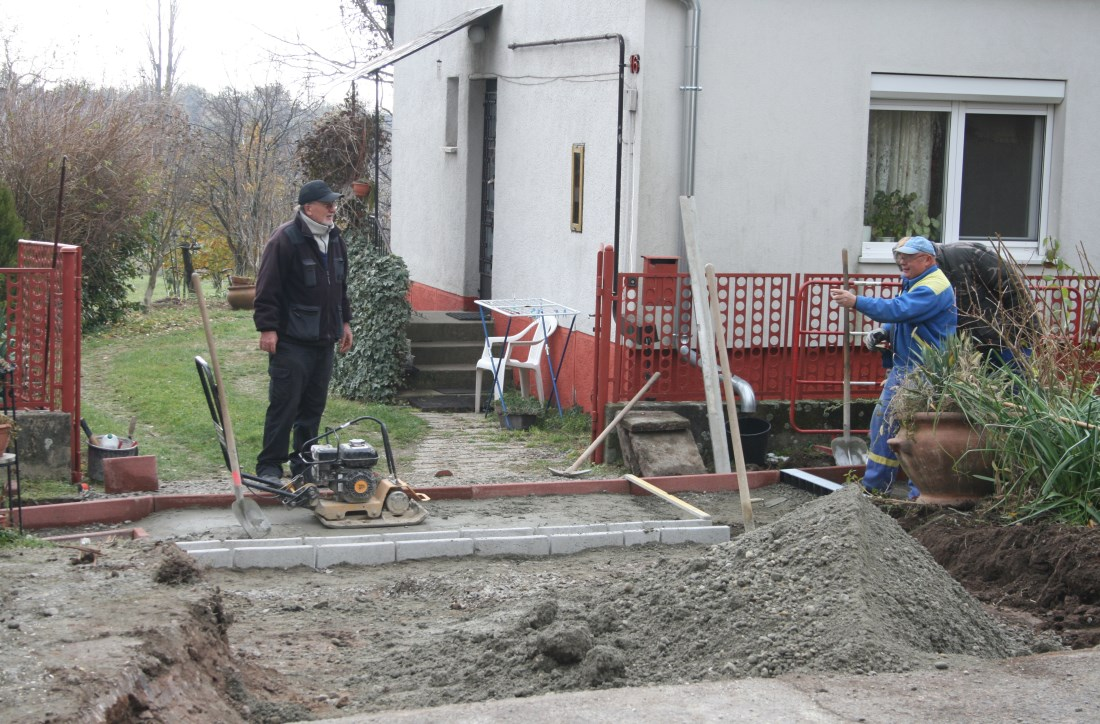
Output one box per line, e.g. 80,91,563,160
592,246,1099,450
7,240,83,482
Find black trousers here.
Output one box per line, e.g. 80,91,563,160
257,340,335,478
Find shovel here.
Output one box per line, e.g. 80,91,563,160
192,272,271,538
831,249,869,466
549,372,661,477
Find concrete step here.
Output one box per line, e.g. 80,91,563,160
408,363,478,391
411,340,483,366
407,311,486,343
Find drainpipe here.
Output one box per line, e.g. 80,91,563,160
680,0,701,198
509,34,626,289
678,346,758,413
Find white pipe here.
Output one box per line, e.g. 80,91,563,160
679,0,701,197
679,346,758,414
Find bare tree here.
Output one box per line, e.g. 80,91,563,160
145,0,184,96
196,84,311,276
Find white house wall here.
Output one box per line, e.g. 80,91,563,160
389,0,1100,326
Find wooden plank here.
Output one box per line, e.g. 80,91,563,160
679,195,732,474
625,474,712,520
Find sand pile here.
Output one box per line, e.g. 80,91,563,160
516,486,1046,688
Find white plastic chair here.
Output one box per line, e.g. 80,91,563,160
474,316,559,413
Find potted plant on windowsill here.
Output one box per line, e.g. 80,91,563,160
493,390,545,430
866,189,918,244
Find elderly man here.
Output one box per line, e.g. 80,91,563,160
830,236,957,499
253,180,354,483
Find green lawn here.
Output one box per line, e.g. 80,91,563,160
80,292,426,484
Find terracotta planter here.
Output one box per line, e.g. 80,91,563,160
352,181,372,199
887,412,995,505
0,423,11,453
227,284,256,310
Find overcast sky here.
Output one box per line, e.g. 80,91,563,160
0,0,374,100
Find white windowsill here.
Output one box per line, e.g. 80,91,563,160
858,241,1048,268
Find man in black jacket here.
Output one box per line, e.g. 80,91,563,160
253,180,353,482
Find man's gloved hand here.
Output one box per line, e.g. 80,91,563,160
864,327,888,351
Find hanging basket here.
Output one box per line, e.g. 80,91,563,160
352,181,372,199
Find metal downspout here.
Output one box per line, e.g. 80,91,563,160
680,0,701,198
508,34,626,288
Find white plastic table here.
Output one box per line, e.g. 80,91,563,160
474,298,580,420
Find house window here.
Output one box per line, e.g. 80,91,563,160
863,74,1063,262
444,76,459,150
570,143,585,232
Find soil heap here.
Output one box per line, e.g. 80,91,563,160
501,486,1050,691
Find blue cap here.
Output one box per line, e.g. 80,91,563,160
894,236,935,256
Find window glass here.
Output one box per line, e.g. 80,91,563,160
959,114,1044,241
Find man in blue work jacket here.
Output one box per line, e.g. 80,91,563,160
829,236,957,500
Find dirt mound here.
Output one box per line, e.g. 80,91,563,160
0,543,305,724
910,514,1100,649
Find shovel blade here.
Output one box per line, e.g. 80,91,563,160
830,437,869,467
233,498,272,538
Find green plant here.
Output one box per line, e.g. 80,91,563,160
906,205,942,242
495,390,547,416
0,528,51,548
331,249,412,403
866,189,918,240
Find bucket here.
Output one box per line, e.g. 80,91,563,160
87,437,139,482
726,417,771,466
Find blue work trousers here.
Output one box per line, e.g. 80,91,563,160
863,366,919,500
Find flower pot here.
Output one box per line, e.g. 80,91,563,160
498,412,538,431
352,181,372,199
0,423,11,453
887,412,995,505
227,284,256,310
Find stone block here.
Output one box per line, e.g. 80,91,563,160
473,535,551,557
549,531,624,555
315,542,396,568
186,548,234,568
622,528,661,546
174,540,226,551
102,455,158,493
302,533,384,547
535,524,608,536
617,425,707,478
659,525,731,545
383,529,464,542
224,537,303,549
13,410,72,481
395,538,475,561
232,545,316,569
459,526,535,538
620,411,692,432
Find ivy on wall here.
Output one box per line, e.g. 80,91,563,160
331,226,411,402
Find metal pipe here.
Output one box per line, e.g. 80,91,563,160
679,0,701,197
509,34,625,290
679,345,757,413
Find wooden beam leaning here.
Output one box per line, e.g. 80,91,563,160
679,195,732,474
625,474,711,520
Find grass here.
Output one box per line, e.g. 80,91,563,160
81,291,427,484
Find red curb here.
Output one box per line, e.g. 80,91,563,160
17,497,156,530
14,467,856,530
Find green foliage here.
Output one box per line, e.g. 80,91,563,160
494,390,547,416
82,228,144,330
0,528,51,548
0,183,24,267
906,205,941,242
331,240,412,402
894,331,1100,526
866,189,917,240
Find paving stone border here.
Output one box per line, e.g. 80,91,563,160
176,519,730,569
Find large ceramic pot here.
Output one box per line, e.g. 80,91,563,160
887,411,995,505
227,284,256,310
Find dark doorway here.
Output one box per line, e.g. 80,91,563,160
478,79,497,300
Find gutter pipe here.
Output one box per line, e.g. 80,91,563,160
680,0,701,198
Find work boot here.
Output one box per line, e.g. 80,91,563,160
256,466,283,486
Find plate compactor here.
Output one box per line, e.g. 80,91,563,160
196,356,429,529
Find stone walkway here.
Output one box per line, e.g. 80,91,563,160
402,411,570,487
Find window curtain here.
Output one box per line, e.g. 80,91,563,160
864,110,937,219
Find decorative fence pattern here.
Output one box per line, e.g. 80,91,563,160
592,245,1098,444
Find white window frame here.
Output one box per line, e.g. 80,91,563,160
862,74,1063,264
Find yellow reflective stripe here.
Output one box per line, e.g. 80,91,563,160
867,450,900,467
912,268,951,295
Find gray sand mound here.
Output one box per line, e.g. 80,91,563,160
529,486,1043,685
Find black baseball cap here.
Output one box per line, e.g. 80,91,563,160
298,180,343,205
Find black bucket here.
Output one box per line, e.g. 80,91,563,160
726,417,771,466
87,437,140,482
